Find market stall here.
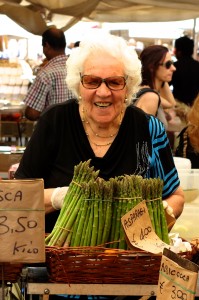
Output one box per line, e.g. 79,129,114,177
0,58,35,146
0,147,23,179
1,162,199,300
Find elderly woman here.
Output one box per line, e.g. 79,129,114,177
15,32,184,233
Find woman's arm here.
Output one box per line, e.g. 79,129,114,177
136,92,160,116
160,82,176,109
164,186,184,219
149,116,184,219
44,188,55,214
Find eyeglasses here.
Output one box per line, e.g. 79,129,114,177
80,74,127,91
159,60,174,69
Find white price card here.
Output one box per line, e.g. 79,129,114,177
0,179,45,263
121,200,168,254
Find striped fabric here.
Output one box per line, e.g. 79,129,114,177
148,115,180,199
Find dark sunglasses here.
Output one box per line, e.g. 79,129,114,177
159,60,174,69
80,74,127,91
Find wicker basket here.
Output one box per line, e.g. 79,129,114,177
0,263,23,282
46,245,197,285
46,246,165,284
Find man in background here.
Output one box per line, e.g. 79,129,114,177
170,35,199,107
24,27,74,121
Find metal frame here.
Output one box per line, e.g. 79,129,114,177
27,283,157,298
27,281,199,299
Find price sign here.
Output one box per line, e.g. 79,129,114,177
121,200,168,254
0,179,45,263
157,248,199,300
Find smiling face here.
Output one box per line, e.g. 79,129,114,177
79,53,127,128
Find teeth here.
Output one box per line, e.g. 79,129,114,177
95,103,110,107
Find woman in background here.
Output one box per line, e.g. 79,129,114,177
134,45,176,129
175,94,199,168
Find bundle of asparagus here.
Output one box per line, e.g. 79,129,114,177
45,160,99,246
142,178,170,244
45,160,170,249
109,175,143,249
69,177,114,247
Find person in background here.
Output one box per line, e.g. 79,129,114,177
133,45,176,130
170,35,199,107
67,40,80,51
15,32,184,233
175,94,199,168
74,40,80,47
23,27,75,121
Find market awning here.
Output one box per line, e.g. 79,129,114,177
0,0,199,35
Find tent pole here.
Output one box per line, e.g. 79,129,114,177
193,18,198,60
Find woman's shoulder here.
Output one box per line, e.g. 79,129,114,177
129,101,163,121
41,98,78,116
136,87,159,98
127,104,158,125
127,103,148,115
133,87,160,110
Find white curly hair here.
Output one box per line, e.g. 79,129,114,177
66,31,142,105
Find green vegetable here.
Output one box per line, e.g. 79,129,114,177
46,160,170,248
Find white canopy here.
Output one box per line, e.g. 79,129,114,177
0,0,199,35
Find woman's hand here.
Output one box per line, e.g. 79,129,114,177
44,187,69,214
163,200,175,218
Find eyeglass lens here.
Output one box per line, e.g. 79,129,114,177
164,60,174,69
81,75,126,90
